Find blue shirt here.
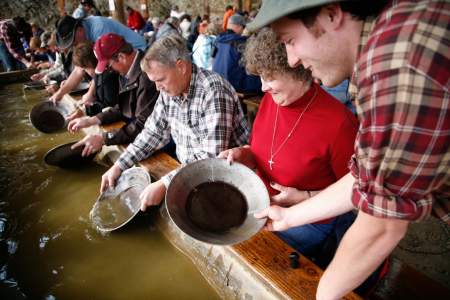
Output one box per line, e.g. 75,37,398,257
82,16,147,51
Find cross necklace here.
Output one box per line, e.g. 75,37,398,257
269,85,318,170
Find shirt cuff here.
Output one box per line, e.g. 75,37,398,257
161,168,180,188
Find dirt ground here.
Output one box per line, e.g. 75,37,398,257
392,217,450,288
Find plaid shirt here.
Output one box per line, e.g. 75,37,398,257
349,0,450,224
117,64,250,186
0,19,27,63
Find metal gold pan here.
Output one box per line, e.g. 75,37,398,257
166,158,269,245
29,100,72,133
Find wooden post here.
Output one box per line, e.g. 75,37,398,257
57,0,66,16
140,0,149,20
109,0,126,24
243,0,252,12
203,0,210,17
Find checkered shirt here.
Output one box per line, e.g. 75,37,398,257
349,0,450,224
117,64,250,186
0,19,27,63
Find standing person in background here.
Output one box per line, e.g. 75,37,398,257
248,1,450,299
179,14,192,40
155,17,180,41
222,5,234,31
213,14,261,94
192,21,220,70
126,6,146,32
72,0,101,19
170,5,184,19
0,17,33,71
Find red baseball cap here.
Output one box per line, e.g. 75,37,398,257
94,33,126,73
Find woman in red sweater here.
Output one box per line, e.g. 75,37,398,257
219,28,358,266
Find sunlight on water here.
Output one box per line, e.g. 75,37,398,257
0,83,218,300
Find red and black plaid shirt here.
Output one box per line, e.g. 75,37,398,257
0,19,27,63
349,0,450,224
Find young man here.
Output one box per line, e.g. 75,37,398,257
248,1,450,299
68,33,158,157
100,34,249,211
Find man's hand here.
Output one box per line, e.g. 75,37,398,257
100,164,123,193
254,205,291,231
31,73,44,81
217,145,256,168
67,116,98,133
66,108,85,122
139,180,167,211
71,134,104,157
270,182,311,207
49,89,64,103
81,91,95,107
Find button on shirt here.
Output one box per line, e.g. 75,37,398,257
117,64,250,186
348,0,450,223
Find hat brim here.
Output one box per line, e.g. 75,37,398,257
56,18,81,49
95,60,108,74
246,0,337,32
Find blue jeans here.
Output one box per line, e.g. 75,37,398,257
0,40,25,72
276,211,356,267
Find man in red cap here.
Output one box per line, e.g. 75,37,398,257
68,33,158,157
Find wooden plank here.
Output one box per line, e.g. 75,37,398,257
0,69,38,84
233,231,361,300
139,151,179,180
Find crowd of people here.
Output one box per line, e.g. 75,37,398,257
1,1,448,299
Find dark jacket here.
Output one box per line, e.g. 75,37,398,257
212,30,261,94
86,69,120,116
96,50,159,145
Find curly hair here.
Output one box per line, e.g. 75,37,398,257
242,27,311,82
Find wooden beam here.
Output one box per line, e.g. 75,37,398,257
140,0,149,20
110,0,126,24
57,0,66,16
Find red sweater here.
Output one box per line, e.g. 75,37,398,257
127,10,145,31
251,83,358,199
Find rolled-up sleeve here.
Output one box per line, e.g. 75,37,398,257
350,67,450,223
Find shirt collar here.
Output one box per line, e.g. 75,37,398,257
174,63,197,103
124,51,139,80
348,17,376,100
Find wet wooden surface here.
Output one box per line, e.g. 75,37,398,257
0,69,38,84
233,230,361,300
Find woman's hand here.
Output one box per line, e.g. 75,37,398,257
217,145,256,169
270,182,312,207
67,116,98,133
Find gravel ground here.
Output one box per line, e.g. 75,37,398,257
392,217,450,288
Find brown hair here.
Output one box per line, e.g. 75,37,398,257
243,27,311,82
72,41,97,68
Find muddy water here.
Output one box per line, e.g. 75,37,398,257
0,84,219,299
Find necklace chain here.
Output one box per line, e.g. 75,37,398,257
269,85,318,170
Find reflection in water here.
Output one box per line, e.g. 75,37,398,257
0,84,218,299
